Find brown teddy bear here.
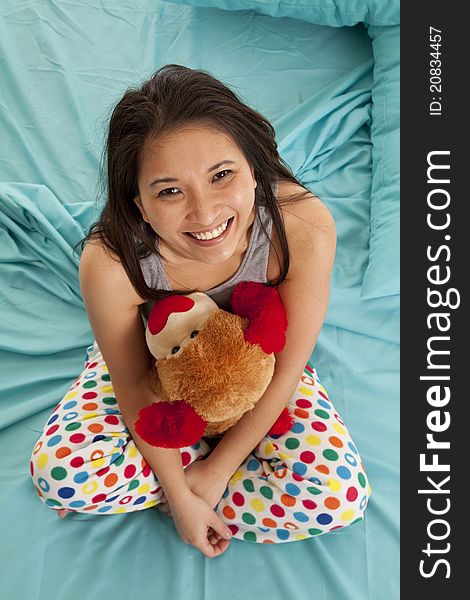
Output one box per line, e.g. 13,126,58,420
135,281,294,448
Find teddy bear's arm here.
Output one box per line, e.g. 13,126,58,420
135,401,207,449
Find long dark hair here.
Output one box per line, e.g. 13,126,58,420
76,64,310,301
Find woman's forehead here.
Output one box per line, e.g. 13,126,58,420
144,123,239,155
139,125,246,179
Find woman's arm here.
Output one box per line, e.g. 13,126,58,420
205,192,337,480
80,241,233,557
79,241,188,501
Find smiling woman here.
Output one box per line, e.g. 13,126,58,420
134,124,259,268
76,64,309,303
30,64,371,558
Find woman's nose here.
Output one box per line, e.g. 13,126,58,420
186,189,222,226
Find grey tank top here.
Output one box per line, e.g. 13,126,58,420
139,177,278,322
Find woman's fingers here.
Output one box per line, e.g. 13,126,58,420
207,527,222,545
205,536,231,557
157,501,173,518
210,514,233,542
201,518,232,556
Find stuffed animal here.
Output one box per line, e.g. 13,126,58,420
134,281,294,449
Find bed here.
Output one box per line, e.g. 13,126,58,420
0,1,400,598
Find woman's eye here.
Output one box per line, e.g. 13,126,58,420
159,187,180,197
190,330,199,338
214,169,232,181
170,346,180,355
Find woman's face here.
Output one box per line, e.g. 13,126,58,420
135,123,257,265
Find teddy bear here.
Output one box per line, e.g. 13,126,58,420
134,281,294,449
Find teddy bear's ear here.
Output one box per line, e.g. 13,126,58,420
148,295,195,335
230,282,288,354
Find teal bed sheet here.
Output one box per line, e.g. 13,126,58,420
0,1,399,599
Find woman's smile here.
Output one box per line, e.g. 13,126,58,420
184,216,234,245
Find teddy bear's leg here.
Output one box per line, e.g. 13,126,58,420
213,361,372,543
30,341,211,516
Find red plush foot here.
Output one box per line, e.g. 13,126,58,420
268,407,294,436
135,401,206,448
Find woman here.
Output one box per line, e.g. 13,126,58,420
30,64,371,558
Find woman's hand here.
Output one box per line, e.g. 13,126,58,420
163,488,233,558
183,457,231,509
157,457,229,515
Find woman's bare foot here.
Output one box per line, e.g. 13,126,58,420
57,509,72,519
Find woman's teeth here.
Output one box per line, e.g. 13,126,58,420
187,219,230,240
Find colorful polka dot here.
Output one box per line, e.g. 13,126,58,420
243,479,255,493
345,453,358,467
337,466,352,480
291,422,305,434
333,423,346,436
74,472,88,484
63,401,77,410
247,459,260,471
65,422,81,431
324,497,341,510
346,487,358,502
58,487,75,499
329,436,343,448
251,498,265,512
223,506,236,519
323,449,339,461
285,483,301,496
37,454,48,468
242,513,256,525
300,451,315,463
306,434,321,446
285,438,300,450
348,442,358,454
317,513,333,525
233,492,245,506
30,353,370,545
260,486,273,500
271,504,285,518
328,478,342,492
293,512,309,523
47,435,62,447
281,494,296,507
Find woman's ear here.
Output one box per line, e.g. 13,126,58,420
134,195,150,224
250,166,257,189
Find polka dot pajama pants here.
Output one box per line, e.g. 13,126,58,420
30,342,372,544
